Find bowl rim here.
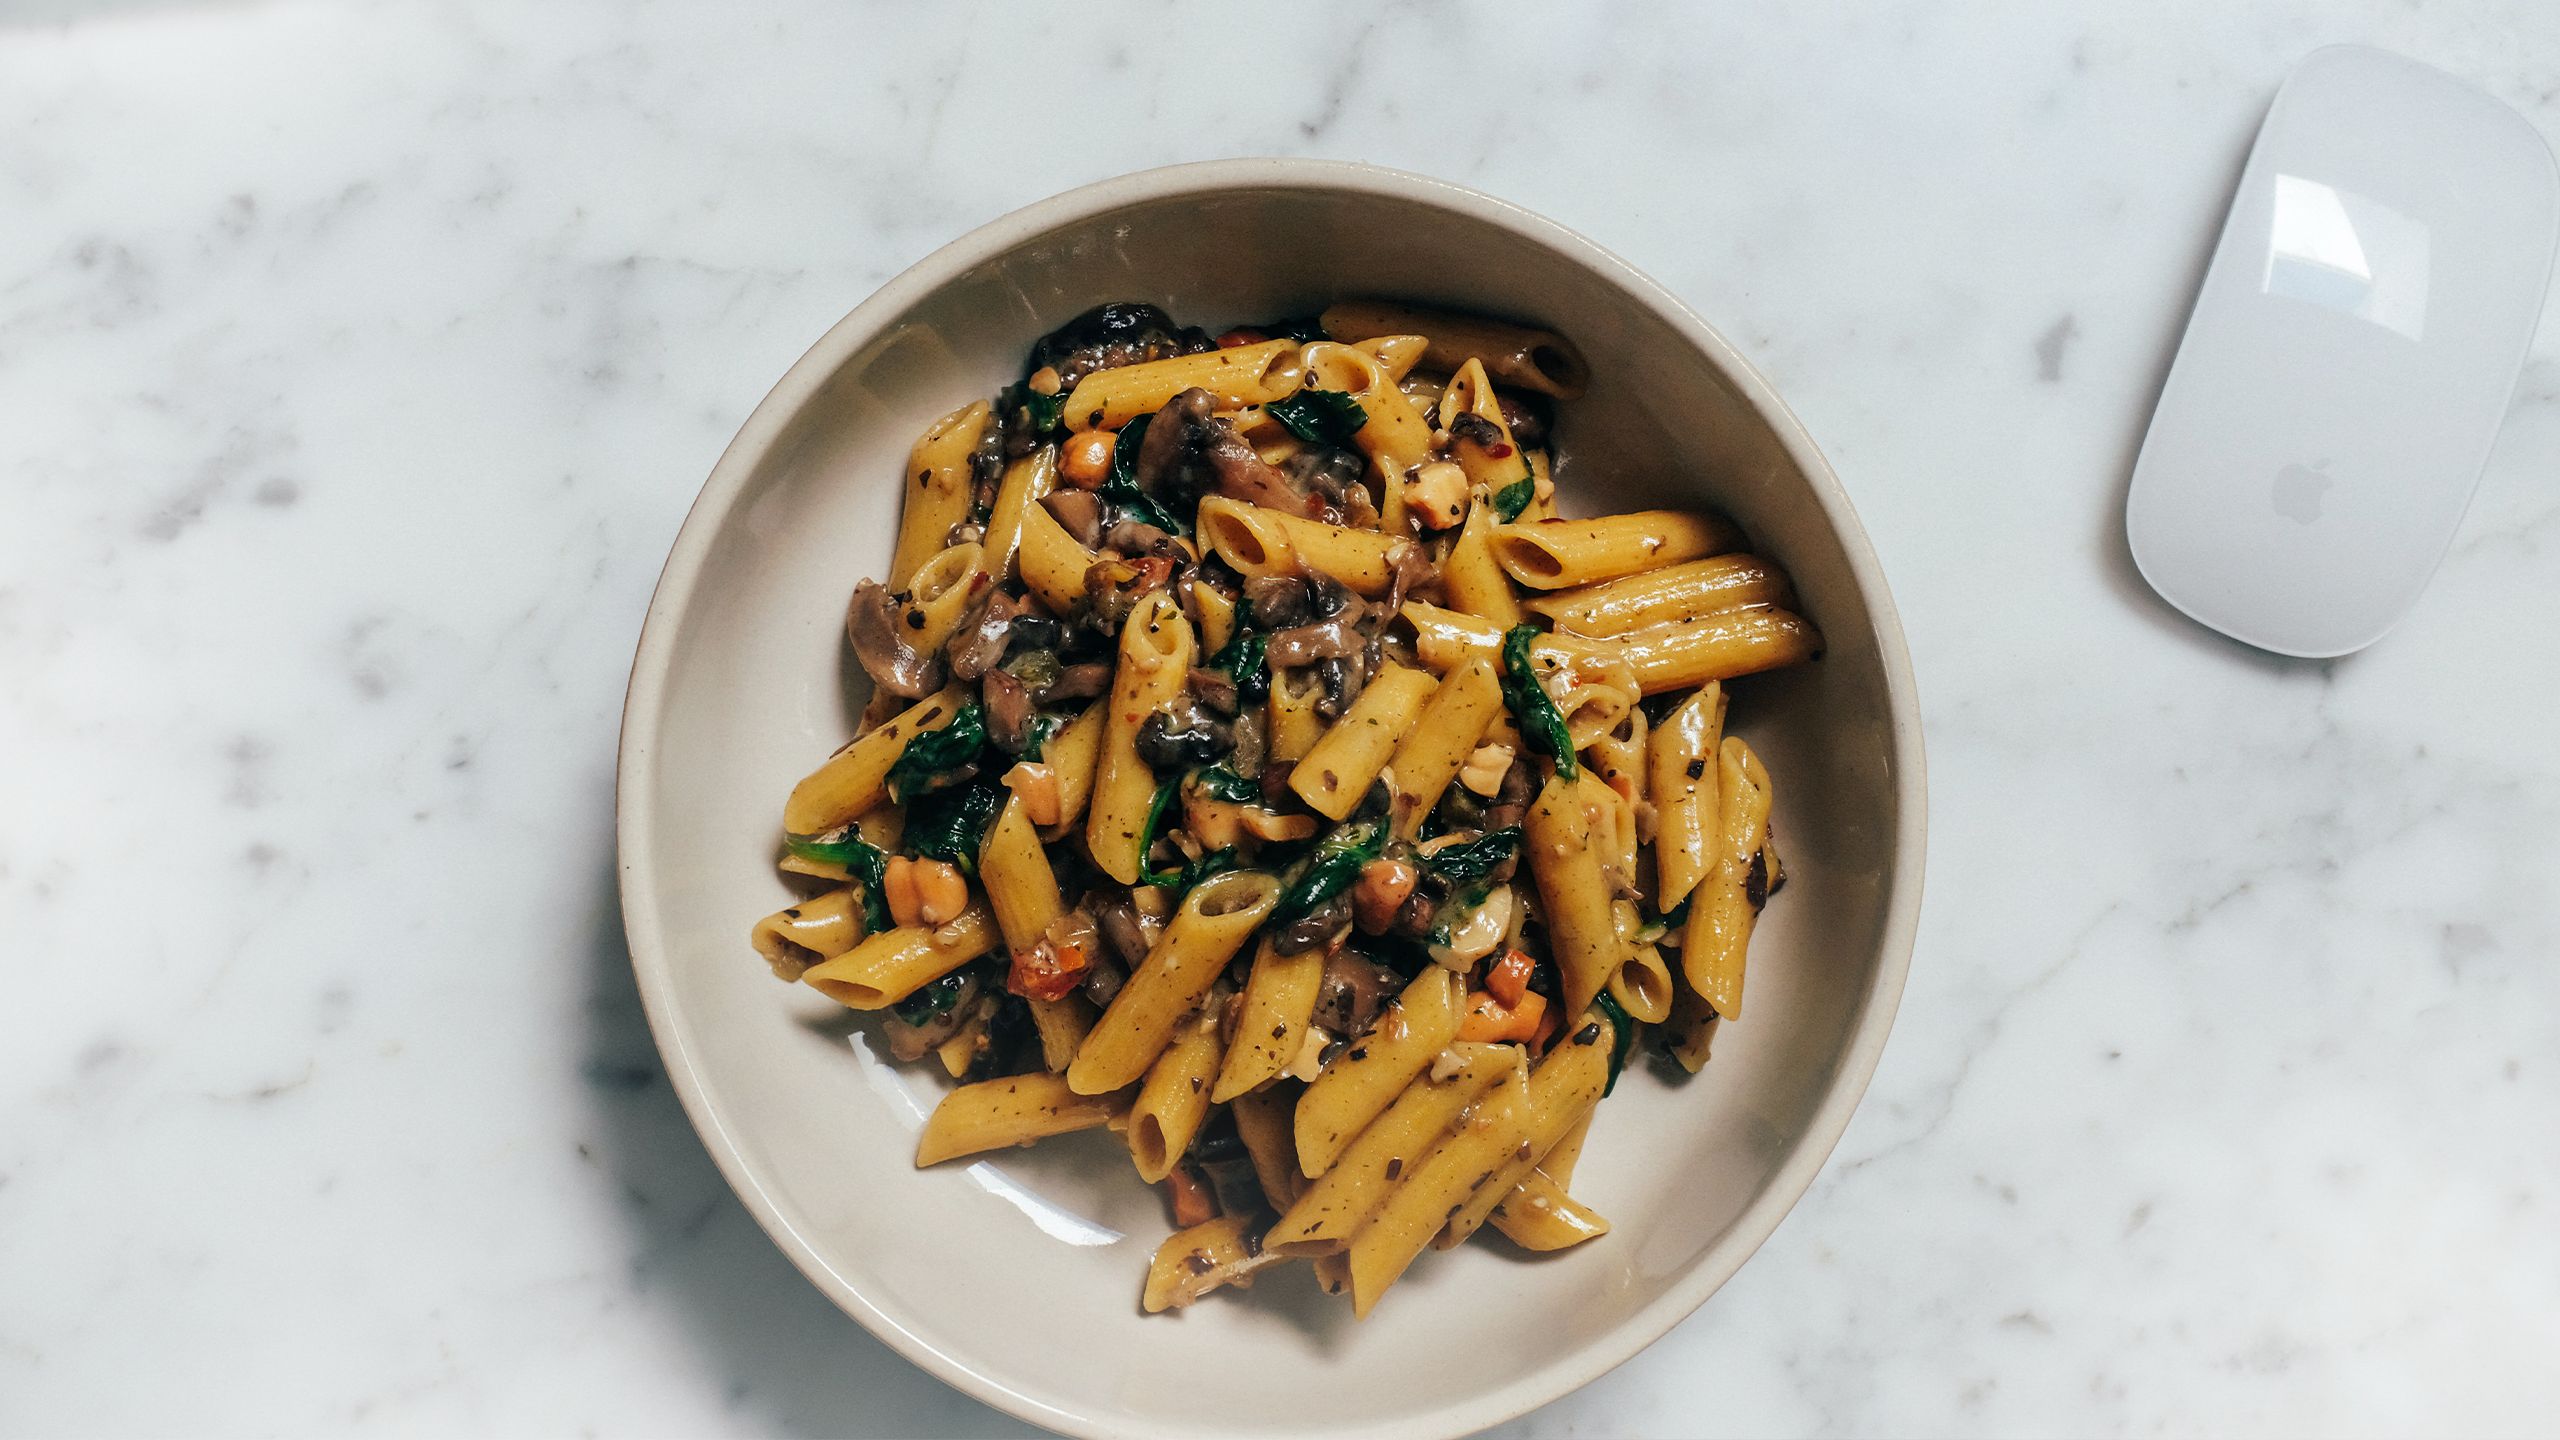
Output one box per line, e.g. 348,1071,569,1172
615,156,1927,1440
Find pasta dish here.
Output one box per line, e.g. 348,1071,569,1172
749,298,1819,1316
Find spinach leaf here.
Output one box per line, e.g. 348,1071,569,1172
1008,383,1068,436
1268,819,1385,926
904,781,1004,877
1266,388,1368,446
1019,711,1062,763
1097,411,1186,535
1135,776,1184,888
1209,626,1267,702
1498,626,1577,779
892,969,971,1026
1491,468,1536,522
886,702,987,804
784,832,893,932
1591,990,1636,1096
1192,765,1260,804
1418,826,1522,886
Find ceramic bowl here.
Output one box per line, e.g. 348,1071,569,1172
617,158,1924,1440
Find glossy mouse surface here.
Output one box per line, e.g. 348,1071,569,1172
2127,46,2558,658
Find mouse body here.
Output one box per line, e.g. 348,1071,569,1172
2127,46,2558,658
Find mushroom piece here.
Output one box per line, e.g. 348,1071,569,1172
1041,489,1108,548
981,669,1037,754
1311,951,1401,1036
946,589,1024,683
845,579,945,699
1135,388,1307,516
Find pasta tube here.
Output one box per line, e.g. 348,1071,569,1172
1015,499,1101,617
1383,655,1504,838
1319,299,1589,399
980,445,1057,586
1036,703,1107,839
801,902,998,1010
1646,683,1728,910
1343,1045,1532,1316
1489,512,1741,590
1608,943,1677,1025
1141,1215,1286,1312
1438,1017,1611,1248
1294,969,1466,1176
1230,1086,1305,1210
1681,736,1774,1020
1663,988,1719,1074
1062,339,1302,432
783,685,971,838
1196,497,1406,597
1265,1041,1515,1254
1211,937,1324,1103
979,794,1090,1071
1087,593,1194,883
748,884,866,981
1609,608,1824,695
1068,871,1280,1095
1487,1169,1611,1251
1526,554,1790,637
915,1070,1127,1166
1440,486,1526,629
1524,773,1627,1019
1128,1011,1226,1183
1289,662,1436,821
888,399,990,588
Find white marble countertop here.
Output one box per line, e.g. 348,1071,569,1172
7,3,2557,1435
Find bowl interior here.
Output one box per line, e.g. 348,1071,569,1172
622,173,1916,1440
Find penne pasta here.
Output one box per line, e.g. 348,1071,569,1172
1289,662,1437,822
1608,943,1677,1025
1068,871,1279,1095
1141,1215,1286,1313
1440,485,1527,629
1265,1042,1514,1254
1490,512,1742,591
1230,1085,1306,1211
1343,1045,1531,1317
783,685,970,838
1320,298,1589,398
1212,937,1325,1103
1015,499,1102,616
1035,703,1107,839
1663,988,1720,1074
801,903,999,1010
1681,736,1774,1020
1062,338,1303,432
1293,969,1467,1177
749,884,867,981
1608,607,1825,695
1383,655,1505,837
1487,1169,1611,1251
896,544,991,662
1646,683,1728,910
1128,1010,1227,1183
1439,1017,1612,1248
916,1070,1128,1166
1196,497,1408,597
1087,594,1194,883
1527,554,1792,637
1524,773,1628,1019
1265,664,1328,764
888,399,990,589
980,445,1058,586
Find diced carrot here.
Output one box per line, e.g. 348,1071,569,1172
1456,988,1547,1044
1530,1000,1561,1052
1484,948,1535,1009
1008,937,1087,1003
1215,328,1270,348
1165,1165,1218,1228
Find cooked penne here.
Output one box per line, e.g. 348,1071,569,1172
1015,499,1102,616
1087,594,1194,883
888,399,991,589
1128,1010,1226,1183
1320,298,1589,398
1383,655,1504,837
1490,512,1742,591
757,297,1817,1316
1289,662,1437,821
1439,1017,1612,1248
749,884,867,981
1524,774,1628,1019
782,685,970,838
1068,871,1279,1095
1487,1169,1611,1251
801,903,999,1010
1212,937,1325,1103
1681,736,1774,1020
1647,683,1728,910
1440,487,1527,629
1266,1042,1514,1254
1196,496,1410,598
1141,1215,1286,1313
1294,969,1467,1176
916,1070,1128,1166
1527,554,1791,636
1062,338,1302,432
1343,1045,1531,1316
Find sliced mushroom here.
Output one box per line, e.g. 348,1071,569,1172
845,579,945,699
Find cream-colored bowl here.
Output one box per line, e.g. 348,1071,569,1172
617,159,1924,1440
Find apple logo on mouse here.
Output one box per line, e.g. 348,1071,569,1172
2270,458,2332,524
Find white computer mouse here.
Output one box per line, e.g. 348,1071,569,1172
2126,45,2559,658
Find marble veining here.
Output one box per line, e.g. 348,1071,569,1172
4,2,2558,1435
